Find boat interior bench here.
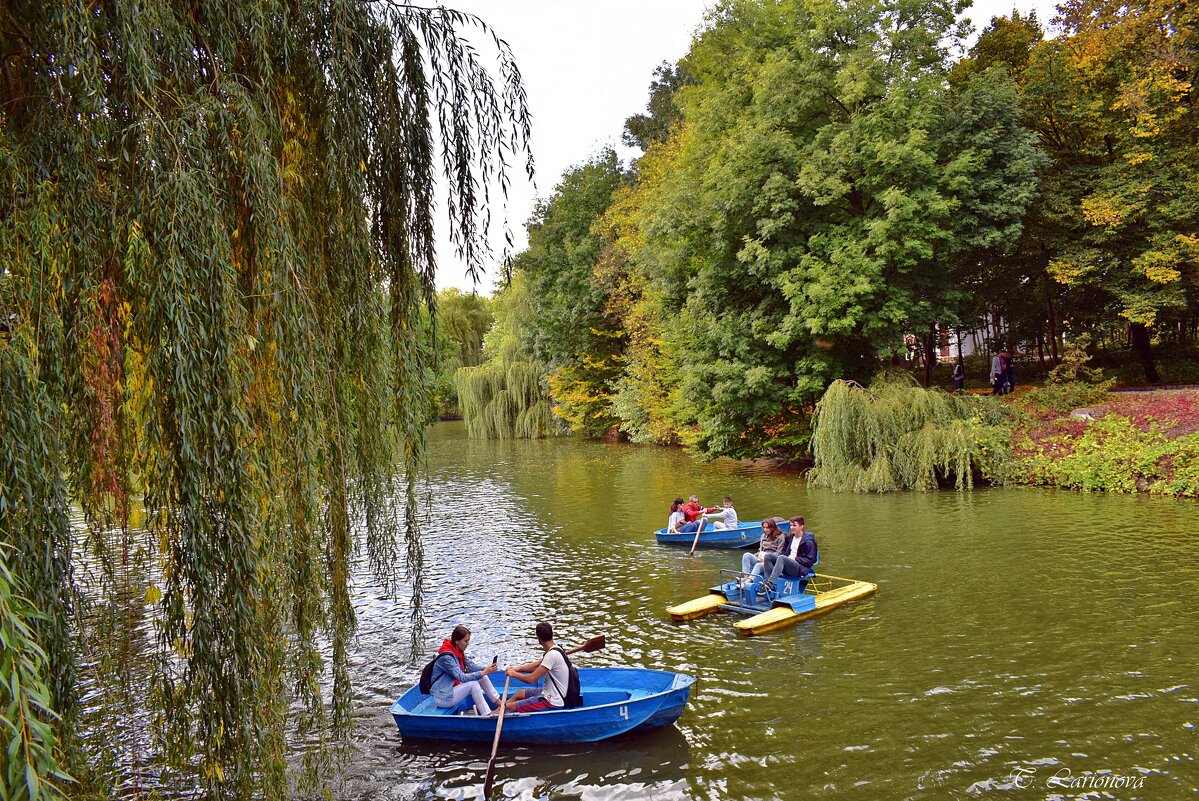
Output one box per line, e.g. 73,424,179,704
412,687,649,715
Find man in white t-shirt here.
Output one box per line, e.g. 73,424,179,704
495,622,569,713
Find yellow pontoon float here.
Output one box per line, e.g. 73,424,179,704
667,569,877,636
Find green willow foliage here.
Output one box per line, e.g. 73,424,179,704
0,2,529,798
0,546,70,801
456,362,557,438
455,274,558,438
808,377,1012,492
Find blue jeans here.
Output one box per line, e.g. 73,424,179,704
763,553,807,584
679,520,700,533
741,552,765,578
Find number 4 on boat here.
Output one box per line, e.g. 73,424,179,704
666,570,877,636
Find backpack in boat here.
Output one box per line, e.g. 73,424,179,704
418,655,441,694
550,646,584,709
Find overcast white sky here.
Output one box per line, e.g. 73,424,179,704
433,0,1060,294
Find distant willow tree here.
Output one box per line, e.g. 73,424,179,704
0,3,529,799
455,273,558,438
808,377,1012,492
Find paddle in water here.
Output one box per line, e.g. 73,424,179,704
687,517,705,557
565,634,605,655
481,635,604,795
482,673,511,797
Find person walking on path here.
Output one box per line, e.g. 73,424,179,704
990,352,1006,395
953,360,965,393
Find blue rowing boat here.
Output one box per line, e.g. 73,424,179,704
391,667,695,744
653,521,762,548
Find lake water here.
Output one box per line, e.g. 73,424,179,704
317,422,1199,801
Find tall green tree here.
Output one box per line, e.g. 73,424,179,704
1020,0,1199,381
632,0,1041,456
622,62,694,151
520,149,627,437
0,2,529,797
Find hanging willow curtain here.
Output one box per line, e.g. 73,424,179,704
0,2,530,798
808,376,1013,492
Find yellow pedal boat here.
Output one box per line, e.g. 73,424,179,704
667,570,877,636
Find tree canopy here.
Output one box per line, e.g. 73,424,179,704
462,0,1046,458
460,0,1197,459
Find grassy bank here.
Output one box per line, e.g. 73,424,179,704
1006,390,1199,497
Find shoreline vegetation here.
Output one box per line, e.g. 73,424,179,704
806,372,1199,498
441,0,1198,485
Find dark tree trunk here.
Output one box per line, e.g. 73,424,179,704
1046,295,1060,364
1036,333,1045,366
923,323,936,388
1129,323,1160,384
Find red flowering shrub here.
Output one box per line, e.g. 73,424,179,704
1100,392,1199,437
1006,390,1199,496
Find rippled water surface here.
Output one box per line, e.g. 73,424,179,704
316,423,1199,800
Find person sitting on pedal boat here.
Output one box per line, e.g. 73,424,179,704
739,517,785,585
762,516,818,592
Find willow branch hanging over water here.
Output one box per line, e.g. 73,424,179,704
808,376,1012,492
0,2,530,798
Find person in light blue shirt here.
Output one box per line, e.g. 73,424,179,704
702,496,738,530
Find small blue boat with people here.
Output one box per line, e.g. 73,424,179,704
653,520,763,549
391,667,696,744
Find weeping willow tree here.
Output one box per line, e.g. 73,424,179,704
808,376,1012,492
0,544,70,801
454,272,558,438
0,2,530,798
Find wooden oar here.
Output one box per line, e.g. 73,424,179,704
564,634,606,655
482,673,511,798
482,635,603,795
687,517,705,557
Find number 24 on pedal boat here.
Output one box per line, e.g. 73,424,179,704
666,569,877,636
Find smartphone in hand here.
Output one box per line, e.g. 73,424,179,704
492,655,498,665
